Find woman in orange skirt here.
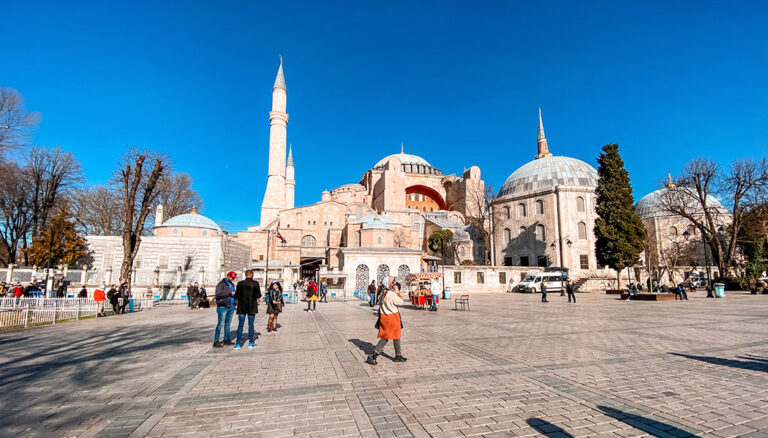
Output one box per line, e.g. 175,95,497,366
366,276,407,365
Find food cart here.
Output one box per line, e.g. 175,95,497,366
405,273,442,309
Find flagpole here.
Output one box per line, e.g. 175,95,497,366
265,228,271,288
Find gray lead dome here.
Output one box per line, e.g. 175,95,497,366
498,156,598,198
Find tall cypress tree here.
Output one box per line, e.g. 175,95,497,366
594,144,646,288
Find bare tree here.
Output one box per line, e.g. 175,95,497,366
0,162,33,265
72,186,123,236
0,87,40,155
464,183,499,265
393,229,409,248
115,150,167,287
25,147,83,237
660,157,768,278
151,172,203,221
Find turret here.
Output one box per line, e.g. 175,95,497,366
260,56,290,225
536,108,552,159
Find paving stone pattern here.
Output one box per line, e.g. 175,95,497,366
1,290,768,437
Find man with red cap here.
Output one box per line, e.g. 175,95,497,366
213,271,237,348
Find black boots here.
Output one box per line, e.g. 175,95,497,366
394,355,408,362
366,352,378,365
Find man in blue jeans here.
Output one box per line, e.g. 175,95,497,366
213,271,237,348
234,270,261,350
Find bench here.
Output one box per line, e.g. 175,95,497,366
454,294,470,311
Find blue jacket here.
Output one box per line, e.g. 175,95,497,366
215,279,234,307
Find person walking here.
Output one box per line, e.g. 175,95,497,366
368,280,377,307
429,278,442,311
118,283,131,314
366,276,407,365
306,279,318,312
213,271,237,347
266,280,284,333
189,282,200,309
94,285,107,317
234,270,261,350
566,279,576,303
320,281,328,303
107,285,119,314
540,282,548,303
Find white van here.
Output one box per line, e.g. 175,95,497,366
516,272,567,293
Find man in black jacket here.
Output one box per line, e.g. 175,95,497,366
213,271,237,348
234,270,261,349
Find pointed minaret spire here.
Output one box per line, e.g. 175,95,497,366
273,55,286,90
287,144,294,167
400,142,404,154
666,172,676,189
535,107,552,159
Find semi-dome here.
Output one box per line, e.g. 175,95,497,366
158,212,223,233
636,188,725,220
498,156,598,198
373,153,443,175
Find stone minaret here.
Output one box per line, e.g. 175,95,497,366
285,144,295,209
535,108,552,159
260,57,289,226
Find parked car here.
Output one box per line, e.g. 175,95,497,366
684,277,708,288
516,272,566,293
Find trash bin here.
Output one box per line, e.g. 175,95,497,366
713,283,726,298
443,289,451,299
128,298,135,312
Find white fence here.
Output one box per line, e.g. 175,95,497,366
0,298,154,330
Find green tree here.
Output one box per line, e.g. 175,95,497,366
594,144,646,288
26,208,88,267
428,229,453,260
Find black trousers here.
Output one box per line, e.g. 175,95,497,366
307,300,316,310
567,291,576,302
541,291,548,302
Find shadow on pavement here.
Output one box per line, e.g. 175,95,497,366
670,352,768,373
348,338,394,360
525,418,574,437
597,405,699,437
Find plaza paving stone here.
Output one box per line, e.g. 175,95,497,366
1,290,768,437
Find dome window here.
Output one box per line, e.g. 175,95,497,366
518,203,527,218
535,200,544,215
577,196,586,213
535,224,546,241
578,222,587,240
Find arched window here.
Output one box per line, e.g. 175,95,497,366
201,229,208,237
535,200,544,215
172,227,179,235
460,246,466,257
518,203,527,218
376,264,390,283
353,231,361,247
503,206,510,219
535,224,546,241
577,196,585,213
578,221,587,240
356,206,362,217
503,228,511,245
301,235,316,247
355,264,369,291
519,226,527,237
670,226,678,237
376,235,383,244
397,264,410,286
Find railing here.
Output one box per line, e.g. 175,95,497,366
0,298,153,330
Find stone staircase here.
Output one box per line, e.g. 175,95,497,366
572,278,590,292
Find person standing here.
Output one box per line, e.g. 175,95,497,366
306,279,318,312
186,283,194,309
366,277,407,365
566,279,576,303
234,270,261,350
189,282,200,309
540,282,548,303
320,281,328,303
266,280,284,333
213,271,237,347
78,286,88,298
429,278,442,312
13,283,23,306
94,285,106,317
368,280,377,307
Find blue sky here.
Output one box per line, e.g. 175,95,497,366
2,1,766,232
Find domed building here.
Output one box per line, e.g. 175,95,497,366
635,179,730,283
493,110,604,277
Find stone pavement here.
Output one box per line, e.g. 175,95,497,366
1,290,768,438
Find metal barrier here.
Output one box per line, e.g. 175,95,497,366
0,298,153,329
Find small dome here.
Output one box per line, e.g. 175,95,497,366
158,212,223,233
373,153,442,175
499,156,597,198
635,188,725,220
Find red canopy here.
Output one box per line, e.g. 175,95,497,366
406,272,443,281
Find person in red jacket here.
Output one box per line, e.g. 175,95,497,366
94,285,106,317
13,283,23,306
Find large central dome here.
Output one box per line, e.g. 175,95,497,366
373,153,443,175
498,156,598,198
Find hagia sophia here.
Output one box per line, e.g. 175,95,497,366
84,60,725,294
